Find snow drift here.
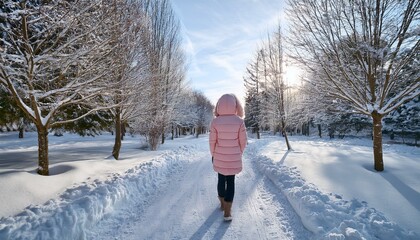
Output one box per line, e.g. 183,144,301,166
0,145,196,240
247,139,418,240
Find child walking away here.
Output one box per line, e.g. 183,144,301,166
209,94,247,221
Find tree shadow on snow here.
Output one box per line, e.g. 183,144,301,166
0,151,38,169
189,208,230,240
278,150,291,165
27,164,75,176
363,163,420,211
380,171,420,212
48,164,75,175
361,163,377,173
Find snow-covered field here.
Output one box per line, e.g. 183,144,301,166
0,132,418,239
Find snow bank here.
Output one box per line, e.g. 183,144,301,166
0,145,197,240
247,139,418,240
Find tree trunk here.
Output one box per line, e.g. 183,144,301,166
306,122,310,136
195,126,199,138
121,123,126,141
318,124,322,138
149,132,159,150
282,120,292,150
256,126,260,139
37,126,49,176
284,130,291,150
372,111,384,171
303,124,306,135
19,127,24,138
112,112,122,160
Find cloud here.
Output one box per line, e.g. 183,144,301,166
209,55,242,80
172,0,287,104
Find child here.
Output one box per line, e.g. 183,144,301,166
209,94,247,221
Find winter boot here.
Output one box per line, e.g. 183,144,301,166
218,196,225,211
223,201,233,221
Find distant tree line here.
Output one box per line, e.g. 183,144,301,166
0,0,213,175
244,0,419,171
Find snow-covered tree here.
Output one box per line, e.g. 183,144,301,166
168,88,194,138
244,25,294,150
263,25,291,149
191,91,213,138
286,0,420,171
95,0,151,160
383,49,420,144
383,96,420,144
134,0,186,150
0,86,30,136
244,50,264,139
0,1,117,175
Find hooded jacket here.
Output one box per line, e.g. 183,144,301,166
209,94,247,175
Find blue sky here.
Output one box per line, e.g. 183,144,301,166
172,0,286,105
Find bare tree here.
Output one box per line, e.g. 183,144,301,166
103,0,150,160
137,0,186,150
170,87,201,138
244,25,293,149
192,91,213,138
264,25,292,150
287,0,420,171
0,1,116,175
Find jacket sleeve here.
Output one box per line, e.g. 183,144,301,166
239,121,247,153
209,121,217,156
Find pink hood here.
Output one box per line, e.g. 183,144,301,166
215,94,244,118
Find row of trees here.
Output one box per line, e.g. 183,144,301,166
244,0,419,171
244,25,292,150
0,0,214,175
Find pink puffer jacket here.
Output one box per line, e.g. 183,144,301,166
209,94,247,176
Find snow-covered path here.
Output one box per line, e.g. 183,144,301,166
87,137,311,239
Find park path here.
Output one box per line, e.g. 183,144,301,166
87,137,311,239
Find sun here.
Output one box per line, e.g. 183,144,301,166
284,64,303,87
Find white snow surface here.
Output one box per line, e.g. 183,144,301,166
0,132,418,239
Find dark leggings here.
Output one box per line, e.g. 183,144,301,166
217,173,235,202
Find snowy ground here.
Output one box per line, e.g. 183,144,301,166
0,132,418,239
